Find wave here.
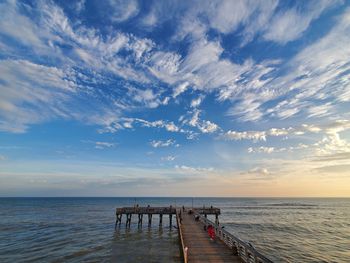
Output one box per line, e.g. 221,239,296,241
265,202,318,207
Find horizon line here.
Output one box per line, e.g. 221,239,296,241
1,196,349,198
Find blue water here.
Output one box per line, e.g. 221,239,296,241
0,198,349,262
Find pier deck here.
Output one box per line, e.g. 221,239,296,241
115,206,273,263
180,211,241,263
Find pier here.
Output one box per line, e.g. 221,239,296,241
115,206,273,263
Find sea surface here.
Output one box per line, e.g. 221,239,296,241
0,197,349,263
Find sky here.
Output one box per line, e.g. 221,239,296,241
0,0,350,197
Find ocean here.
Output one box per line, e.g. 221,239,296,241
0,197,349,262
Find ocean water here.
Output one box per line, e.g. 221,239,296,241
0,198,349,263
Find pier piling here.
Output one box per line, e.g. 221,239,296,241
159,214,163,225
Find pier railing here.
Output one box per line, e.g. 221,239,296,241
176,210,188,263
116,206,176,214
195,213,273,263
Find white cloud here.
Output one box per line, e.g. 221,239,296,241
127,87,162,109
301,124,322,133
175,0,278,41
311,120,350,156
207,0,255,33
165,122,180,132
262,8,350,119
75,0,86,13
0,1,51,52
95,142,116,149
247,167,270,175
108,0,139,23
178,40,253,95
142,11,158,27
161,155,176,161
243,120,350,158
248,147,275,154
314,133,350,156
150,139,176,148
248,143,308,154
263,0,338,44
0,0,167,133
175,165,214,173
217,7,350,123
148,51,182,84
36,1,152,83
239,0,278,45
190,95,204,108
197,121,219,134
0,59,76,133
239,167,278,181
224,130,267,142
175,16,207,41
223,120,350,142
82,140,117,149
269,128,291,136
188,110,200,127
173,82,189,98
96,117,185,134
307,103,334,118
181,40,222,72
123,121,133,129
182,109,219,134
0,0,204,135
323,119,350,134
1,0,349,136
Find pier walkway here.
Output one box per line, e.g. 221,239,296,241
115,206,273,263
180,210,241,263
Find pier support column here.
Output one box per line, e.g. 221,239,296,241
215,214,219,225
115,214,122,229
138,214,143,226
159,214,163,225
169,214,173,227
148,214,152,226
126,214,132,227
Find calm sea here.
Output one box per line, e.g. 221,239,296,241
0,198,349,262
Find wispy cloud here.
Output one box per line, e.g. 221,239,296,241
248,146,276,154
314,164,350,174
181,109,220,134
161,155,176,161
150,139,176,148
222,120,350,142
95,142,116,149
1,0,349,135
223,130,268,142
223,126,291,141
312,152,350,162
263,0,338,44
108,0,139,23
190,95,204,108
248,144,308,154
175,165,214,174
239,167,278,181
0,59,77,133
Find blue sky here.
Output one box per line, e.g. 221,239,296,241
1,0,350,197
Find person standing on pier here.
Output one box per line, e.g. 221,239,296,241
207,225,215,240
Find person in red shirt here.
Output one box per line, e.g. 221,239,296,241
207,224,215,240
